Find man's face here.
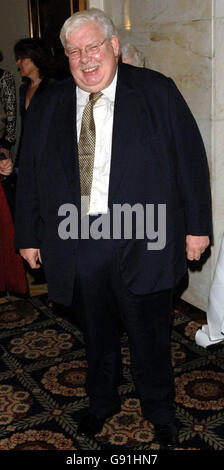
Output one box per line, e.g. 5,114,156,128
65,21,119,92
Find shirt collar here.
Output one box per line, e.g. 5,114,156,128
76,68,118,105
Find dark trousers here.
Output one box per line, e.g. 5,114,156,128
73,235,175,425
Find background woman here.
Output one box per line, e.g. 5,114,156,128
14,38,55,285
14,38,55,168
0,101,27,297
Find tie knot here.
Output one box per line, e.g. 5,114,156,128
89,91,102,104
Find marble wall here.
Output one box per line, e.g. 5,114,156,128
212,1,224,272
90,0,223,312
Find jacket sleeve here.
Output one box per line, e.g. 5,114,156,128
14,103,41,249
168,78,212,236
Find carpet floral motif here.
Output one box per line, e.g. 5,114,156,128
9,329,74,359
97,398,154,447
42,360,87,397
175,370,224,410
0,384,32,425
0,429,75,450
0,303,39,329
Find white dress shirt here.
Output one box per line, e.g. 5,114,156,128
76,70,117,214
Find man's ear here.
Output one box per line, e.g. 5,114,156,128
111,35,120,58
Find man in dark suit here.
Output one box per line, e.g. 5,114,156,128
15,8,211,448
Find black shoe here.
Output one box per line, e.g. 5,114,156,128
154,422,178,449
77,408,121,437
77,413,105,437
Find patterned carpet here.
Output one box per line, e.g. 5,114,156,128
0,294,224,453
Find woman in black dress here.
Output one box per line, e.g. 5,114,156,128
14,38,56,169
14,38,56,285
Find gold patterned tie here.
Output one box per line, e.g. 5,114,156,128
78,91,102,211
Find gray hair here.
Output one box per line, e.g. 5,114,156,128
60,8,118,48
121,43,145,67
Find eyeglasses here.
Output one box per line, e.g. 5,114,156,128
66,38,107,59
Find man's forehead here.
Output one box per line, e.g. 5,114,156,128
66,21,104,44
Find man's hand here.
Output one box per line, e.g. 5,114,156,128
186,235,210,261
0,157,13,176
20,248,42,269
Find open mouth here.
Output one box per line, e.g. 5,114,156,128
82,65,99,73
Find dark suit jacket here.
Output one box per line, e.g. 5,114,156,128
15,63,212,306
